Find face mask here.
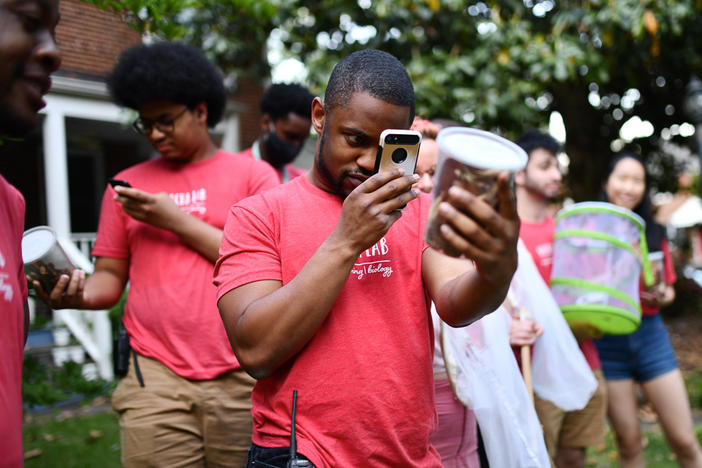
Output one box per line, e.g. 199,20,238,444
263,131,303,168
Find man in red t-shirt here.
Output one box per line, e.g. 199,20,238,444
34,42,278,467
214,49,521,468
235,83,315,183
514,129,606,468
0,2,60,466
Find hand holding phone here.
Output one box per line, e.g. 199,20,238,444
373,129,422,176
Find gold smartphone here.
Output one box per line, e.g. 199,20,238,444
373,129,422,175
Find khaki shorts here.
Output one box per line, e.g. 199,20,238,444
534,369,606,458
112,353,255,468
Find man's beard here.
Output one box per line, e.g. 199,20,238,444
0,68,40,138
315,126,373,199
522,171,560,203
0,108,35,137
525,181,559,203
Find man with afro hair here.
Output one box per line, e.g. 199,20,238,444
33,41,278,467
236,83,314,183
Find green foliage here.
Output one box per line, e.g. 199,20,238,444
81,0,702,198
81,0,280,76
108,289,128,340
22,356,113,408
275,0,702,199
686,370,702,409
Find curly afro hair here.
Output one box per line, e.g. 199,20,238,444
107,41,226,127
260,83,314,122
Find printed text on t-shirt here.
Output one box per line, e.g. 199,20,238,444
170,188,207,215
351,238,394,280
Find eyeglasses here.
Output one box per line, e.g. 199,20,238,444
132,107,189,135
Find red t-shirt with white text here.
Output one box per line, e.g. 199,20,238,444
92,150,278,379
520,217,601,370
214,178,440,468
0,175,28,467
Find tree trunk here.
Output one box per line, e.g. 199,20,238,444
552,81,614,202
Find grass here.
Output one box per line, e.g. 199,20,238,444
22,408,701,468
586,424,702,467
585,369,702,466
686,370,702,410
23,411,121,467
21,371,702,466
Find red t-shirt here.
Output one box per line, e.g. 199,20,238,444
0,175,28,467
214,177,440,468
235,146,306,183
520,217,601,370
641,238,676,317
92,150,278,380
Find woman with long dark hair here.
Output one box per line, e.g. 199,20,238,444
596,153,702,467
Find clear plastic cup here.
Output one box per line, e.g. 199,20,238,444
21,226,75,293
425,127,527,257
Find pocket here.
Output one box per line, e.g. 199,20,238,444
111,376,128,413
111,370,138,413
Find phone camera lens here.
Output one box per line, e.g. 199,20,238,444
391,147,408,164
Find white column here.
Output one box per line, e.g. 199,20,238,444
92,310,114,380
42,110,71,237
219,113,241,153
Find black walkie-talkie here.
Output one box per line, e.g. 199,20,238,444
286,390,313,467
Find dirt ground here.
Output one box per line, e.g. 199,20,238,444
665,312,702,373
658,312,702,426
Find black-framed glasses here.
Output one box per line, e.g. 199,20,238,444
132,106,189,135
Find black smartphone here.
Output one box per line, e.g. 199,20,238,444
108,178,132,188
373,129,422,175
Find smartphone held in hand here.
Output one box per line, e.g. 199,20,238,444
108,178,132,189
374,129,422,175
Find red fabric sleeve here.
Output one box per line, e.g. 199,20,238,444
249,160,283,194
214,199,282,300
661,237,677,285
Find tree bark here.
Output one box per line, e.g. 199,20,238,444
552,81,614,202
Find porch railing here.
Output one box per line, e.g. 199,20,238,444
69,232,97,262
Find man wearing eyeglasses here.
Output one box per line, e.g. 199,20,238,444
32,42,278,467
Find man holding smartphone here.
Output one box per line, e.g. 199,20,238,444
0,1,61,465
214,49,520,467
33,42,278,467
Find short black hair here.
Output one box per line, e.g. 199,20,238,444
324,49,415,124
515,129,562,157
107,41,226,127
260,83,314,121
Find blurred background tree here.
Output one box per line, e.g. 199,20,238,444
83,0,702,200
83,0,279,78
